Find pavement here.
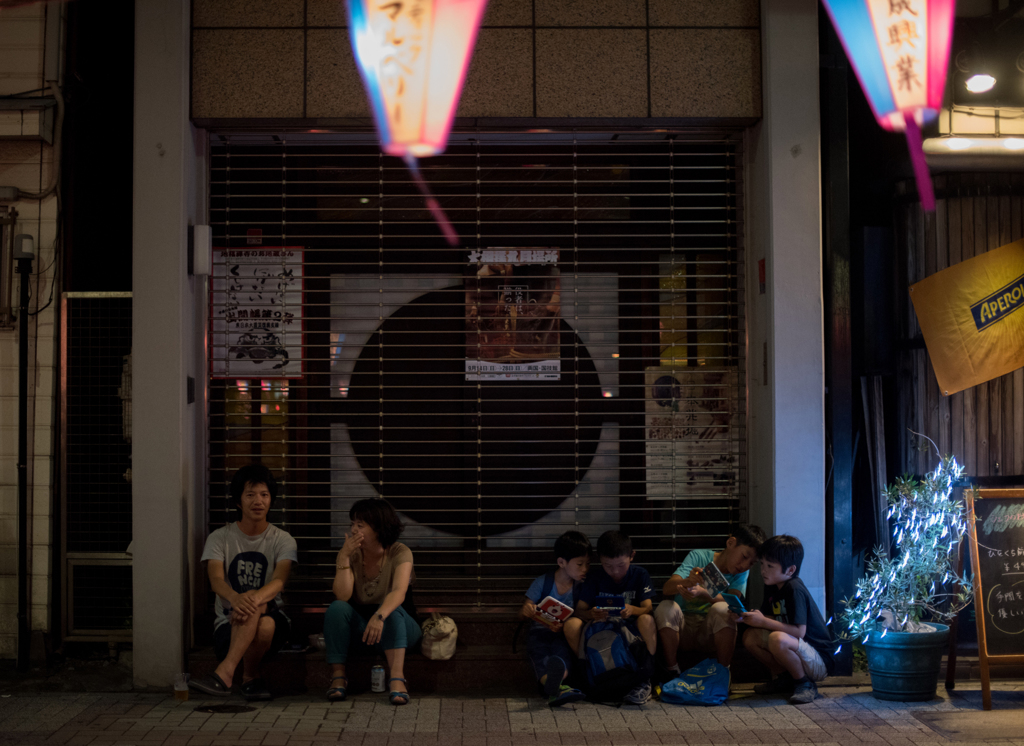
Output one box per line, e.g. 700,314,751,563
0,681,1023,746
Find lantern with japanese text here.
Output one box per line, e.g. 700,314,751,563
821,0,956,211
347,0,490,243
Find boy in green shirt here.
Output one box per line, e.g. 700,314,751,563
654,524,765,674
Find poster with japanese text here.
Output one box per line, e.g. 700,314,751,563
465,248,561,381
644,367,740,499
211,247,304,379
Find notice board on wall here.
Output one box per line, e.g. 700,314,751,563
966,488,1024,709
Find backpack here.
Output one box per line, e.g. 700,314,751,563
577,618,653,704
660,658,731,706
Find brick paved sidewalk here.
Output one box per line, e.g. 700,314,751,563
0,682,1022,746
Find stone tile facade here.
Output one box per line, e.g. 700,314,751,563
191,0,762,121
0,3,60,660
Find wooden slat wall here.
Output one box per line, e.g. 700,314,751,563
898,172,1024,478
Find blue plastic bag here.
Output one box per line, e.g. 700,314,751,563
660,658,730,706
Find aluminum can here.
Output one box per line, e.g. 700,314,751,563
371,664,386,693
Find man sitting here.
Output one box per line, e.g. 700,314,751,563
189,464,297,700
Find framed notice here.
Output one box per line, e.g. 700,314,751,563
966,488,1024,710
211,247,304,379
644,367,740,500
465,248,561,381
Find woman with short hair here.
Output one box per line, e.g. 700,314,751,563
324,498,420,705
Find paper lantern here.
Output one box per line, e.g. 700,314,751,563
348,0,488,158
821,0,957,211
348,0,489,243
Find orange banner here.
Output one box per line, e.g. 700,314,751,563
910,239,1024,396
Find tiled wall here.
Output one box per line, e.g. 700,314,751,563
192,0,761,121
0,3,59,659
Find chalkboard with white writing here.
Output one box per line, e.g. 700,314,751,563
970,492,1024,658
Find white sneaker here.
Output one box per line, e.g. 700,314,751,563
623,679,652,705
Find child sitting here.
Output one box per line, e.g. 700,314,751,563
738,534,835,705
654,524,765,674
519,530,591,706
564,530,657,705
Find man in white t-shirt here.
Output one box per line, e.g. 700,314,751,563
190,464,298,701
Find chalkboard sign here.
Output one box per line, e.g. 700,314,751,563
966,488,1024,710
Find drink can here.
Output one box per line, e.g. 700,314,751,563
371,664,386,693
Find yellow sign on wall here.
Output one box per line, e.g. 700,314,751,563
910,239,1024,396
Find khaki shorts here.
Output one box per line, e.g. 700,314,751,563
654,599,736,655
755,628,827,682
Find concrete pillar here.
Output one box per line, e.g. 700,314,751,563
132,0,202,688
746,0,826,610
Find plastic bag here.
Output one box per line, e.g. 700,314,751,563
660,658,730,706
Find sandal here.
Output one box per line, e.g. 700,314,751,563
189,672,231,697
388,677,410,706
326,675,348,702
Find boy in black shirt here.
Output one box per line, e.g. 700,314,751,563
564,530,657,705
736,535,834,705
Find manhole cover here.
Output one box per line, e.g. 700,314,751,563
193,704,256,714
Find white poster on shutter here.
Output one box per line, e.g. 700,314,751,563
211,247,304,379
645,367,740,500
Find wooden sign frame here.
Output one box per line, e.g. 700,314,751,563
966,488,1024,710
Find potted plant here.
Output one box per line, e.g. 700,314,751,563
840,452,973,701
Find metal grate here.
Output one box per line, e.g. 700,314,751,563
207,131,747,614
68,562,132,636
61,291,133,639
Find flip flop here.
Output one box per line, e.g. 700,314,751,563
326,675,348,702
189,672,231,697
388,677,410,706
240,678,272,701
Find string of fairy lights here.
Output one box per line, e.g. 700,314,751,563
836,454,973,653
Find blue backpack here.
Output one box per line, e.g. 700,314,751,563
660,658,731,706
578,618,653,703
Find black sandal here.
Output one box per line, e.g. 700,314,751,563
189,672,231,697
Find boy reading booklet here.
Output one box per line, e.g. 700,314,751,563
519,531,592,706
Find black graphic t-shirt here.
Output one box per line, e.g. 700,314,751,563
578,565,656,609
201,522,298,629
760,576,835,675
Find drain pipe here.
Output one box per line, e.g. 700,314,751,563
15,234,34,673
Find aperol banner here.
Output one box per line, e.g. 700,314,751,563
910,239,1024,396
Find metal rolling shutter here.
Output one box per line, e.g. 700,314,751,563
207,131,747,616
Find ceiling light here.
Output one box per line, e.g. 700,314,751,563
946,138,973,150
1005,139,1024,151
965,74,996,93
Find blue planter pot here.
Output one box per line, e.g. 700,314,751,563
863,623,949,701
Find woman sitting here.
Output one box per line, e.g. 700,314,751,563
324,498,420,705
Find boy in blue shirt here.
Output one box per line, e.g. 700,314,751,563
738,534,835,705
654,524,765,675
564,530,657,705
519,530,591,706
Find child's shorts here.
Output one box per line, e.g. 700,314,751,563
754,628,827,681
654,599,735,654
525,626,575,682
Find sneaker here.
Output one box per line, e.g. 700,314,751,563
548,685,586,707
789,679,820,705
754,673,795,695
623,679,652,705
542,657,567,697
